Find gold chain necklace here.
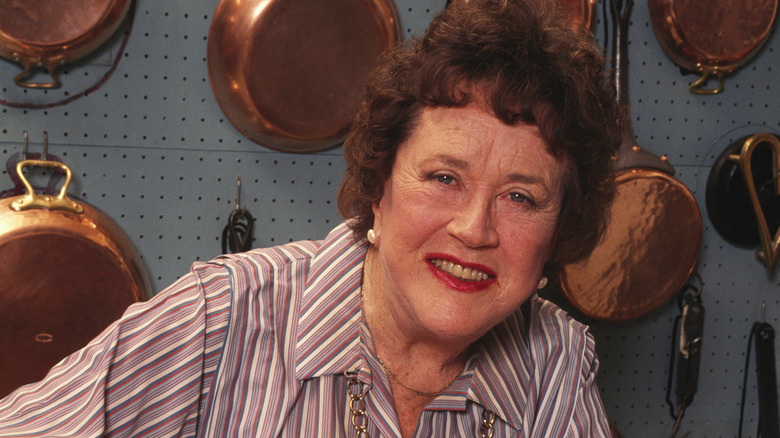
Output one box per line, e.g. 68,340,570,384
359,284,464,398
347,374,496,438
375,353,464,398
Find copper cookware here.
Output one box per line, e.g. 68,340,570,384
560,0,702,322
707,133,780,275
0,136,151,397
648,0,778,94
559,0,596,31
207,0,401,153
0,0,131,89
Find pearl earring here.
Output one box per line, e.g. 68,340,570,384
537,276,548,289
367,229,376,245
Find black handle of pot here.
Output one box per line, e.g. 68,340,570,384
755,322,780,438
675,297,704,409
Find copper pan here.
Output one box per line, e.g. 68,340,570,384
207,0,401,153
559,0,597,31
560,0,702,322
0,0,131,89
648,0,778,94
0,136,151,397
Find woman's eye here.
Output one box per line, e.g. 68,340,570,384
436,174,454,185
509,192,532,204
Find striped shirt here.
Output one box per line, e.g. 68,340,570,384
0,222,610,437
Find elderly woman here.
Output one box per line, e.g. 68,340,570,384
0,0,620,436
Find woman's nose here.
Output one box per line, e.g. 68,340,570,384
445,196,499,248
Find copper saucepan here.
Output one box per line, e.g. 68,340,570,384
207,0,401,153
0,139,151,398
648,0,779,94
0,0,131,89
560,0,702,322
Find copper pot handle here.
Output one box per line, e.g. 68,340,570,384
12,56,64,89
689,65,726,95
729,133,780,274
10,159,83,213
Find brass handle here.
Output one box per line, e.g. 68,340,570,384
12,58,63,89
9,159,83,213
729,133,780,275
689,65,725,95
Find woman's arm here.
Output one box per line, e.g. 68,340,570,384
0,262,233,437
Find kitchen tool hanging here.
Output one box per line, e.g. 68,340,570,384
648,0,779,94
559,0,702,322
207,0,401,153
0,132,151,398
0,0,132,89
666,273,705,438
707,133,780,275
739,303,780,438
221,177,254,254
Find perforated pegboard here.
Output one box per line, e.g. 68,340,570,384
1,1,779,436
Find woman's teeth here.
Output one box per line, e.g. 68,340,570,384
430,259,490,281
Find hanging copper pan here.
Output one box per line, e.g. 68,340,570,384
648,0,778,94
559,0,597,31
207,0,401,153
707,133,780,274
0,0,131,89
706,134,780,248
560,0,702,322
0,134,151,398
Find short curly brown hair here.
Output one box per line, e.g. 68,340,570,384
338,0,622,274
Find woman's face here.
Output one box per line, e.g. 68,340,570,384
370,104,568,345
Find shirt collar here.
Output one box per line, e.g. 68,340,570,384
295,222,367,380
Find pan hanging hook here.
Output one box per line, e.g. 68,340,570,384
221,177,254,254
235,176,242,210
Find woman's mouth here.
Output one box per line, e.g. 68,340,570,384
429,258,491,281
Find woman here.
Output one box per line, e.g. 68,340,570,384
0,0,620,436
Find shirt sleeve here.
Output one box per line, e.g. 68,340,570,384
0,261,233,438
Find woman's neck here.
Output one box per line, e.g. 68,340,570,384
361,248,472,395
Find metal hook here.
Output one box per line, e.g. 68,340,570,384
42,131,48,161
235,177,242,210
761,301,767,324
22,131,28,159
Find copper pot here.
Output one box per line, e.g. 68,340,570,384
0,0,132,88
207,0,401,153
0,152,151,397
560,0,702,322
648,0,778,94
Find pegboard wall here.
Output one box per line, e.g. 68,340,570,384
0,0,779,436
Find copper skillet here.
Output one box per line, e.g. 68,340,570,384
648,0,779,94
560,0,702,322
207,0,401,153
0,0,131,89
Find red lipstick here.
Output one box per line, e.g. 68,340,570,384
425,253,496,293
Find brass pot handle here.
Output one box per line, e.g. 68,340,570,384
729,133,780,275
12,57,63,89
10,159,83,213
689,65,725,95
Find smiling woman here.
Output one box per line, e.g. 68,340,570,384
0,0,621,437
